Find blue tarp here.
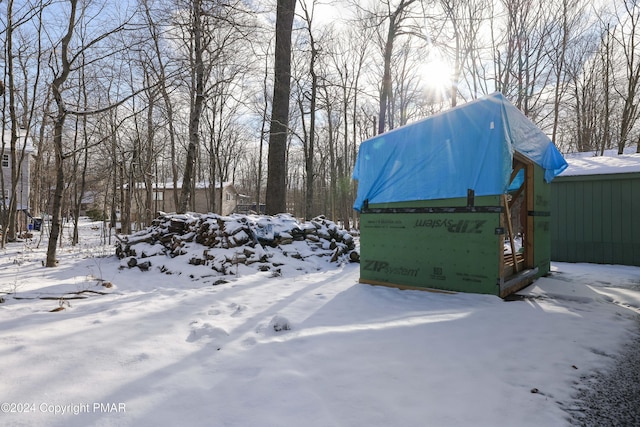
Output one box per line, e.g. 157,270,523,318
352,93,568,211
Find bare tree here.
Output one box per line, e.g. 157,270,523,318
596,23,613,155
1,0,47,244
610,1,640,154
548,0,586,144
390,39,427,126
69,58,91,245
202,82,246,214
266,0,296,215
492,0,557,118
46,1,79,265
177,0,206,213
255,41,272,214
317,77,340,220
141,0,181,210
173,0,254,213
45,0,140,266
569,40,603,153
328,21,374,228
293,0,321,220
371,0,420,134
1,0,632,242
438,0,494,105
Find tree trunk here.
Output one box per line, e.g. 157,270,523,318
257,57,269,214
144,84,155,226
305,53,316,221
110,115,118,230
121,153,132,235
601,25,611,155
72,116,89,246
378,19,395,135
265,0,296,215
142,0,180,211
46,0,77,267
72,59,91,245
179,0,205,214
551,0,569,144
616,1,640,155
4,0,19,243
299,3,318,221
376,0,419,134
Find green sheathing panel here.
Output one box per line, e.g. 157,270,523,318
359,196,502,295
531,164,551,277
551,173,640,266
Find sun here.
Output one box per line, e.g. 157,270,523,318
421,56,453,99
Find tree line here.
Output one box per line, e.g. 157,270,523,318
1,0,638,265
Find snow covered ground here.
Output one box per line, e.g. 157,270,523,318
1,218,639,427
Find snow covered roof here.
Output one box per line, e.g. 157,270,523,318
560,153,640,177
1,128,36,154
129,181,235,190
159,181,234,190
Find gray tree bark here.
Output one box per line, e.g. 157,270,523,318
266,0,296,215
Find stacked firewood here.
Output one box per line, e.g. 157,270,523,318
115,213,359,276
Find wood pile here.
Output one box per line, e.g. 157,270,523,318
115,212,359,277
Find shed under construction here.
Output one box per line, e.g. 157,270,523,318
353,93,568,297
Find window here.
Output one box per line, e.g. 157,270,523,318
225,192,232,201
153,191,164,201
2,154,8,168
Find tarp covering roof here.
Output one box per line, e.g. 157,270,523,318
352,92,567,211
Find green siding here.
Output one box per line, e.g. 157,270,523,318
360,196,502,295
634,181,640,266
582,186,594,261
551,172,640,266
358,163,553,296
620,179,634,265
531,165,551,276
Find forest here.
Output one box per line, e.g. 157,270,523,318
0,0,638,263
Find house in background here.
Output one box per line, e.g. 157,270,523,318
79,190,99,216
1,129,35,230
128,181,241,220
550,153,640,267
234,193,265,215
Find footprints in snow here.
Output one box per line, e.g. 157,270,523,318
187,301,292,346
186,321,229,343
120,352,151,366
229,302,246,318
206,302,245,318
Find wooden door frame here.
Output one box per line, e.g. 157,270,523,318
505,151,535,276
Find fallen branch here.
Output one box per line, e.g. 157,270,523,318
12,289,110,301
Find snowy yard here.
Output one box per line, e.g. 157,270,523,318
1,218,639,427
